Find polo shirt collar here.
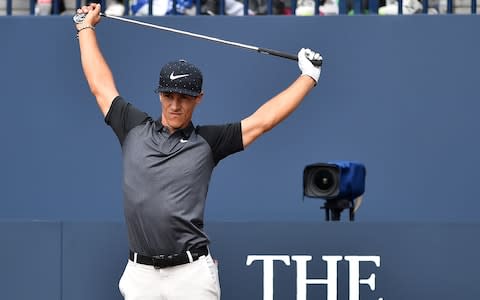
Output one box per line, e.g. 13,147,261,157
155,119,195,139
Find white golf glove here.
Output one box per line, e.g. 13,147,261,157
298,48,322,84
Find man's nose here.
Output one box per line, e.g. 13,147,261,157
171,98,181,110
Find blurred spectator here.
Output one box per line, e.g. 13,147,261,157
378,0,439,14
129,0,199,15
343,0,381,14
35,0,65,15
319,0,339,15
201,0,256,15
378,0,423,14
130,0,168,15
295,0,340,15
105,0,126,15
295,0,315,15
83,0,126,16
248,0,286,14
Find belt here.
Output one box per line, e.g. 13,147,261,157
129,246,209,269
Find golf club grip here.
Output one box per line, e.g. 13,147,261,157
257,47,323,67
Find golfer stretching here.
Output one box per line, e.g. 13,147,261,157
75,3,322,300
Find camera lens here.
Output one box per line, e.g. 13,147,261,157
303,164,340,199
313,169,335,192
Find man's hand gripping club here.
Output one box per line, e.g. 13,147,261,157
298,48,322,85
75,3,102,32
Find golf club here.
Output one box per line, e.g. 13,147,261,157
73,13,323,67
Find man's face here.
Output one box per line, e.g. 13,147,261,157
160,92,202,132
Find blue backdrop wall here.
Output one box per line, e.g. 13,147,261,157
1,15,480,300
1,15,479,222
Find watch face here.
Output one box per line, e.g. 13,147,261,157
73,14,85,24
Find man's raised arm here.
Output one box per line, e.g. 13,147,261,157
241,48,322,148
76,3,119,117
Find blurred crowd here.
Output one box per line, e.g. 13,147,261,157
32,0,469,16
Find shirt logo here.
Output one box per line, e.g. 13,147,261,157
170,72,190,80
180,139,188,143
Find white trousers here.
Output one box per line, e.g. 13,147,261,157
119,254,221,300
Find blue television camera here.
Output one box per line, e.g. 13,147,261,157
303,161,366,221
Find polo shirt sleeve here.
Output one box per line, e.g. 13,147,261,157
197,123,244,165
104,96,150,145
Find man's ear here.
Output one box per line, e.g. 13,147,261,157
195,92,204,104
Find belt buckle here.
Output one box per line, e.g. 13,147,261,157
152,255,168,269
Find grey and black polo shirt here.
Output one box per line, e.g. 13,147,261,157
105,96,244,256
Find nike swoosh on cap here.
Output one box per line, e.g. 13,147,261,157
170,72,190,80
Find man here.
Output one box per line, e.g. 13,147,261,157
75,3,322,299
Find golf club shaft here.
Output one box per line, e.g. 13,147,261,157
74,13,322,67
